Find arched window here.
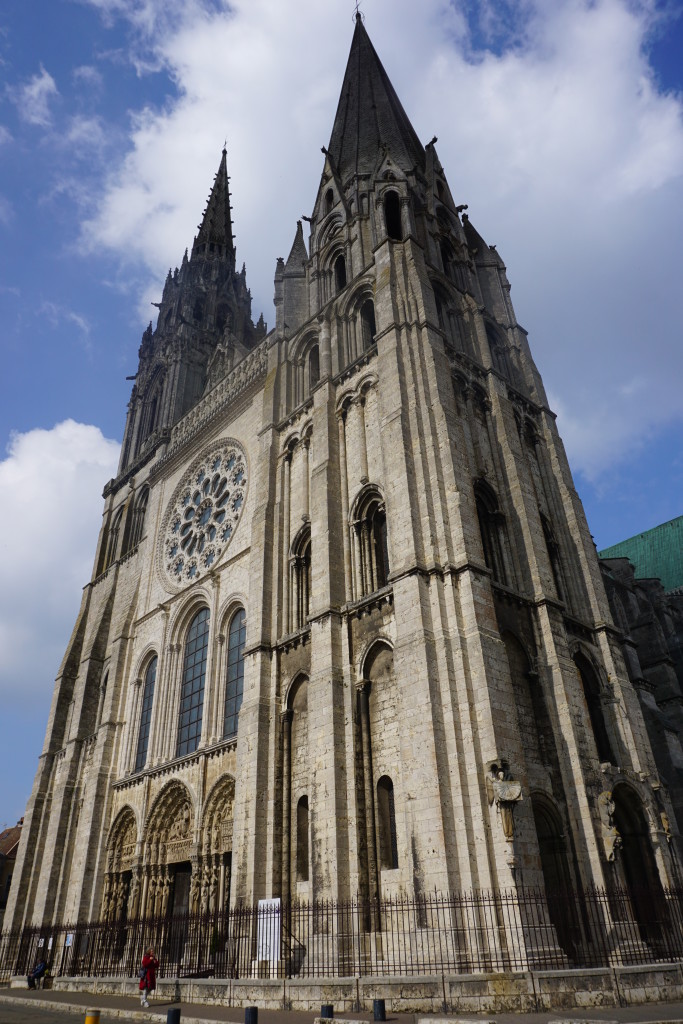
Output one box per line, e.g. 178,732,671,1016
485,323,512,382
135,370,164,457
354,491,389,597
104,508,123,570
334,253,347,293
541,513,566,603
127,487,149,552
360,300,376,350
574,654,615,765
325,188,334,214
193,298,203,321
296,795,309,881
384,190,402,241
176,608,210,757
223,607,246,738
308,344,320,392
475,482,509,586
291,527,311,631
135,656,157,771
377,776,398,869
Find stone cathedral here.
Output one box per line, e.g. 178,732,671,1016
5,15,680,951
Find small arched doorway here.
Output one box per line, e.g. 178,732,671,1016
612,785,664,944
532,797,579,957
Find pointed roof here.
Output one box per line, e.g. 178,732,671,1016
192,147,235,261
327,14,425,182
285,221,308,273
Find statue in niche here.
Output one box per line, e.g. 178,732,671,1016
486,762,522,841
598,790,621,861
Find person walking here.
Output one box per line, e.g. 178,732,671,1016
138,946,159,1008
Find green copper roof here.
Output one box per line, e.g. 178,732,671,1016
599,515,683,593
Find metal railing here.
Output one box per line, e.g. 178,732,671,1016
3,886,683,983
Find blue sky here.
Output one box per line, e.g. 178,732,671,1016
1,0,682,829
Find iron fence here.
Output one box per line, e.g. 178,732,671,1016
3,886,683,983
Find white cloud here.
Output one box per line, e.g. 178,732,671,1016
0,422,120,707
38,301,93,350
72,64,104,89
78,0,683,478
0,125,12,145
65,114,106,151
13,65,59,126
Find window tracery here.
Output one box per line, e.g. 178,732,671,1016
161,440,248,586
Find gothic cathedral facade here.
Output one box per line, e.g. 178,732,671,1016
5,16,679,942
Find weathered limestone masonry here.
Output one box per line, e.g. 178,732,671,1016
5,12,683,979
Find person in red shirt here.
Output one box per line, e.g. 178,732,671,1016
139,947,159,1008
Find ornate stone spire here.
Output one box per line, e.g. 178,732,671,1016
192,147,235,263
327,14,425,183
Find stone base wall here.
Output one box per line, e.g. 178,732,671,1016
10,964,683,1012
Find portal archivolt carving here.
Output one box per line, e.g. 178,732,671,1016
102,777,235,921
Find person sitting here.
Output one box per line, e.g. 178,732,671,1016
27,960,47,989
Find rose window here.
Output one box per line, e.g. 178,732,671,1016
162,441,247,585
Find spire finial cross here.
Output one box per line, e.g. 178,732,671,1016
353,1,364,22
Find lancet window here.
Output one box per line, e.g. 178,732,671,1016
176,607,210,757
223,607,246,738
574,653,616,765
296,795,309,881
291,526,311,630
377,775,398,870
541,513,566,603
128,487,149,551
135,656,157,771
360,299,376,350
308,344,320,392
334,253,347,292
104,508,123,571
384,189,403,241
353,490,389,597
474,481,511,586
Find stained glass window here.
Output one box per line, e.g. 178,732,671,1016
176,608,210,757
223,608,246,738
134,656,157,771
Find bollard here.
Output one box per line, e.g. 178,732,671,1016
321,1004,334,1019
373,998,386,1022
167,1008,181,1024
84,1011,100,1024
245,1006,258,1024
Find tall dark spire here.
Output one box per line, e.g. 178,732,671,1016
327,15,425,182
192,147,235,262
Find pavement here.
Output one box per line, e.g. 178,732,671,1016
2,988,683,1024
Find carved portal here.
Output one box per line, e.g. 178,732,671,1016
102,777,235,921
